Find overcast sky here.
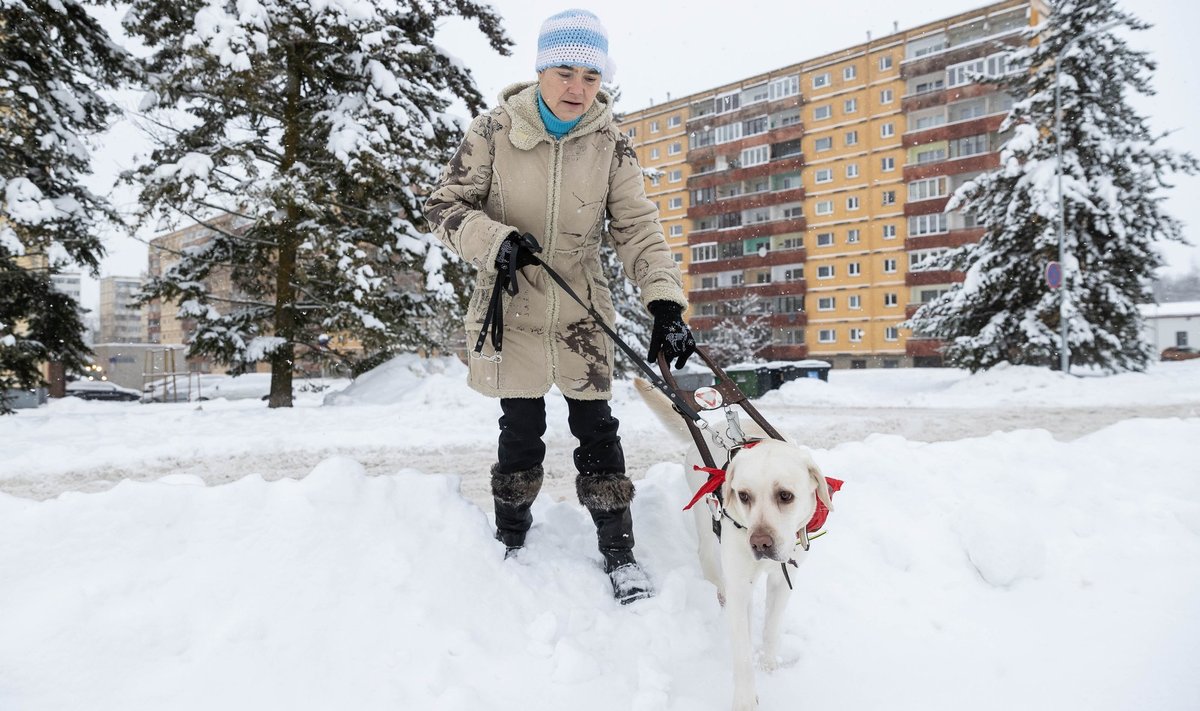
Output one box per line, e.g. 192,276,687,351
83,0,1200,310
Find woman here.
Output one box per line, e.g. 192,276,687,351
424,9,695,604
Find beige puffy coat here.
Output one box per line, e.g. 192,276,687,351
424,82,687,400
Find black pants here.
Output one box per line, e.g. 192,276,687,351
497,396,625,475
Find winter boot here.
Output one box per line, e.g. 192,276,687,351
492,463,544,558
577,472,653,604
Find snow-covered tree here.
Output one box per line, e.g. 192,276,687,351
698,293,770,367
906,0,1197,372
121,0,510,407
599,241,654,377
0,0,134,413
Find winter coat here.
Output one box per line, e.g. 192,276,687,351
424,82,687,400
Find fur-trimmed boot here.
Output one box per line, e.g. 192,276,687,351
577,472,653,604
492,463,544,558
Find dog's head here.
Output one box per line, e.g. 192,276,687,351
721,440,832,562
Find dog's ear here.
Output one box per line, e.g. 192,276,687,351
809,460,833,511
721,459,737,509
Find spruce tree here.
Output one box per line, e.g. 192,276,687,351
600,241,654,377
0,0,134,413
906,0,1196,372
121,0,510,407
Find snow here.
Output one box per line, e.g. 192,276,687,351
1,359,1199,710
1140,300,1200,318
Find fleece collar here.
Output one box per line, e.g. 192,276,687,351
499,81,612,151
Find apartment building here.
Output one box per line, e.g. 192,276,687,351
617,0,1048,367
98,276,145,343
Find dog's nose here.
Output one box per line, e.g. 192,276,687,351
750,531,775,555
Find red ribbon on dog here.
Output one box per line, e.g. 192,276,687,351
684,466,844,534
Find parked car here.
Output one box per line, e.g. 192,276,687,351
66,380,142,402
1161,346,1200,361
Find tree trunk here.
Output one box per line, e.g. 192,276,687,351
268,44,303,409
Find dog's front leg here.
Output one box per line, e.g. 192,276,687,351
760,566,792,671
723,549,758,710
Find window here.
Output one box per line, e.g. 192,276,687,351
814,136,833,152
715,91,741,114
771,139,802,159
781,204,803,219
881,122,895,138
673,252,683,263
818,329,837,343
715,122,742,145
952,134,990,158
909,248,949,271
844,98,858,114
668,142,682,155
847,196,860,210
815,168,834,184
741,145,770,167
909,213,949,236
650,147,660,159
743,83,770,105
769,75,800,100
845,130,859,146
881,190,896,206
699,276,718,290
667,115,681,128
885,326,900,341
817,264,835,279
849,294,862,309
879,55,894,71
668,197,683,210
908,177,947,201
818,296,836,311
847,229,861,244
669,224,683,237
880,88,894,104
881,156,895,172
846,163,860,178
772,171,802,190
816,232,835,246
849,328,864,343
729,273,744,286
669,169,683,183
916,146,947,164
692,244,717,262
813,105,832,121
1176,331,1189,347
650,121,660,133
848,262,862,276
782,266,804,281
884,292,898,306
815,200,834,216
883,224,897,239
626,127,637,138
913,110,947,130
812,72,831,89
744,115,769,136
778,236,804,251
843,65,857,81
883,258,897,273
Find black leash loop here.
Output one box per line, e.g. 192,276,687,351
473,234,543,363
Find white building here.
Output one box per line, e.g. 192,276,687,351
99,276,146,344
1139,301,1200,354
50,272,82,303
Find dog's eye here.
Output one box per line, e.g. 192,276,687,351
737,491,751,505
778,490,794,504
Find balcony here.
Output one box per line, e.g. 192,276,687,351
905,196,951,217
687,155,806,190
689,312,809,332
687,94,806,127
689,280,807,304
688,217,807,244
905,337,945,359
688,247,808,275
901,31,1025,78
761,344,810,361
903,114,1006,149
904,152,1000,182
901,82,995,113
905,228,984,251
688,187,805,219
905,269,963,287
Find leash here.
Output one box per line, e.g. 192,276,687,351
472,237,706,425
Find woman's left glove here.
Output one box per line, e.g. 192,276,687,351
646,300,696,369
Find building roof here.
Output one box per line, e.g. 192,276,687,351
1139,301,1200,318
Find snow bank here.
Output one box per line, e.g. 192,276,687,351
323,354,468,406
2,419,1198,710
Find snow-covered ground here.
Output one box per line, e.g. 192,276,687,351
2,359,1199,710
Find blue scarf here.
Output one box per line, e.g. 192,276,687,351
537,91,582,139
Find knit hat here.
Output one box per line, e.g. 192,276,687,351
535,9,615,80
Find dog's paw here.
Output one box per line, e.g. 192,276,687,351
758,653,779,673
731,693,758,711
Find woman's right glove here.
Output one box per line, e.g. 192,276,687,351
646,300,696,370
494,232,542,295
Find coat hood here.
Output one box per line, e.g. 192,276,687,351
498,81,613,150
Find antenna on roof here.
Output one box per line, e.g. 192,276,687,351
894,20,899,33
867,30,872,41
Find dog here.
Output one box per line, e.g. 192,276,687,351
635,379,833,711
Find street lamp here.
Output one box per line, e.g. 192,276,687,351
1054,18,1124,374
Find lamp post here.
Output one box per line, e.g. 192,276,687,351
1054,19,1123,374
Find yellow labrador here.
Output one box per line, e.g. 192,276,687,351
636,379,832,711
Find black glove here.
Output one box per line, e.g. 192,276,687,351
646,300,696,369
494,232,542,295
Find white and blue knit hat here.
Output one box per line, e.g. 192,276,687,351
535,9,615,80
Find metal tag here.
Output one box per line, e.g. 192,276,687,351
693,386,724,410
